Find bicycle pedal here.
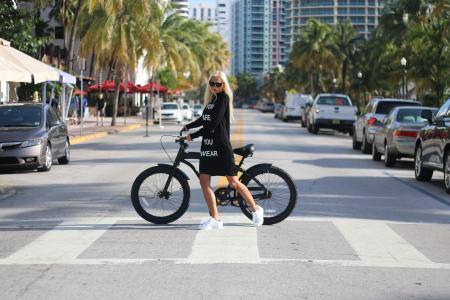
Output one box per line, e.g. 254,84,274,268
230,200,240,207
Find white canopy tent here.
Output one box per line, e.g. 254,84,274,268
0,38,59,83
0,38,77,122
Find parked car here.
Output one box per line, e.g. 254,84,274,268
301,97,313,128
414,98,450,193
274,103,284,119
193,104,204,118
282,94,311,122
0,103,70,172
258,101,274,113
372,106,438,167
154,102,183,124
181,103,193,121
353,98,420,153
307,93,356,135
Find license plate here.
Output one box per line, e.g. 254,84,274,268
332,119,340,124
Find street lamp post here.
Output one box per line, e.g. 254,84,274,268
357,72,362,109
401,57,407,99
332,78,337,93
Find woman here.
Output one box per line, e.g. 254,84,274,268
95,93,106,126
183,71,264,230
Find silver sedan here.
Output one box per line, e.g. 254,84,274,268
372,106,438,167
0,103,70,172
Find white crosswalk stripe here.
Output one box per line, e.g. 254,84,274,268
1,216,449,269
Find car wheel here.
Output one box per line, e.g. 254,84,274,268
312,123,319,135
384,143,396,167
415,144,433,182
57,140,70,165
444,151,450,194
361,131,372,154
38,144,52,172
352,129,361,150
283,117,288,123
372,142,381,161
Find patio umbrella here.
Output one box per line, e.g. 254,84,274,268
0,38,60,83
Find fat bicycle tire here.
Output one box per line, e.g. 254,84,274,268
131,166,190,224
238,165,297,225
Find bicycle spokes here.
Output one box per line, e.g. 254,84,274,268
246,172,293,217
139,173,184,217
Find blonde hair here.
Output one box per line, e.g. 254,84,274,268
204,71,234,122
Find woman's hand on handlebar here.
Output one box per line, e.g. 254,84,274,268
185,135,192,141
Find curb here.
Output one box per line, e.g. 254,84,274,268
0,184,16,201
70,123,143,145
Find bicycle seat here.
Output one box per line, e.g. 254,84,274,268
233,144,255,157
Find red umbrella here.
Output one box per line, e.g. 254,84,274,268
139,82,168,93
74,89,87,96
88,80,130,93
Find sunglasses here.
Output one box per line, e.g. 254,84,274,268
209,81,223,87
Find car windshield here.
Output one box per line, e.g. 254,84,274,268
0,106,42,127
317,96,350,106
161,104,178,110
376,101,419,114
396,109,437,124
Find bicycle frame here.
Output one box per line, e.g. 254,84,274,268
160,136,269,202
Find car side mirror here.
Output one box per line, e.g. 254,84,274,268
421,110,433,124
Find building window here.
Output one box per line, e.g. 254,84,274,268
55,26,64,39
193,8,197,17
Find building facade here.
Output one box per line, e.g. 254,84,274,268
287,0,384,45
172,0,189,18
231,0,272,77
232,0,385,78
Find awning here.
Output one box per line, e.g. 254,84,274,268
0,38,60,83
54,67,76,84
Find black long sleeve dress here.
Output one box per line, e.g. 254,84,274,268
185,92,237,176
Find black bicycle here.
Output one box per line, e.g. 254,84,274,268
131,131,297,225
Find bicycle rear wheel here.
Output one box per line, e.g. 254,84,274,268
131,166,190,224
238,165,297,225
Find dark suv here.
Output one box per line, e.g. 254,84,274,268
414,98,450,193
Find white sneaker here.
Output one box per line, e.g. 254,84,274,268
252,206,264,227
198,217,224,230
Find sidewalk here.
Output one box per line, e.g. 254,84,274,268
68,116,144,145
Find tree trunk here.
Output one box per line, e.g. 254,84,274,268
341,60,347,93
309,68,315,96
112,76,121,126
68,0,83,73
89,49,95,77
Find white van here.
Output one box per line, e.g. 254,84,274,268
283,93,312,122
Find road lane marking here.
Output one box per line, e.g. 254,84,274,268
183,215,260,264
0,216,449,268
333,219,433,267
0,184,16,201
4,217,116,264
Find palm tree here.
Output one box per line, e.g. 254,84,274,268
79,0,155,126
289,19,335,96
331,21,362,93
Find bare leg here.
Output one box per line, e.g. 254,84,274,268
226,176,257,212
199,174,220,220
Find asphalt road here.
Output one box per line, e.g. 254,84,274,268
1,109,450,300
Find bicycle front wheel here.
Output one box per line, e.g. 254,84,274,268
131,166,190,224
238,166,297,225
